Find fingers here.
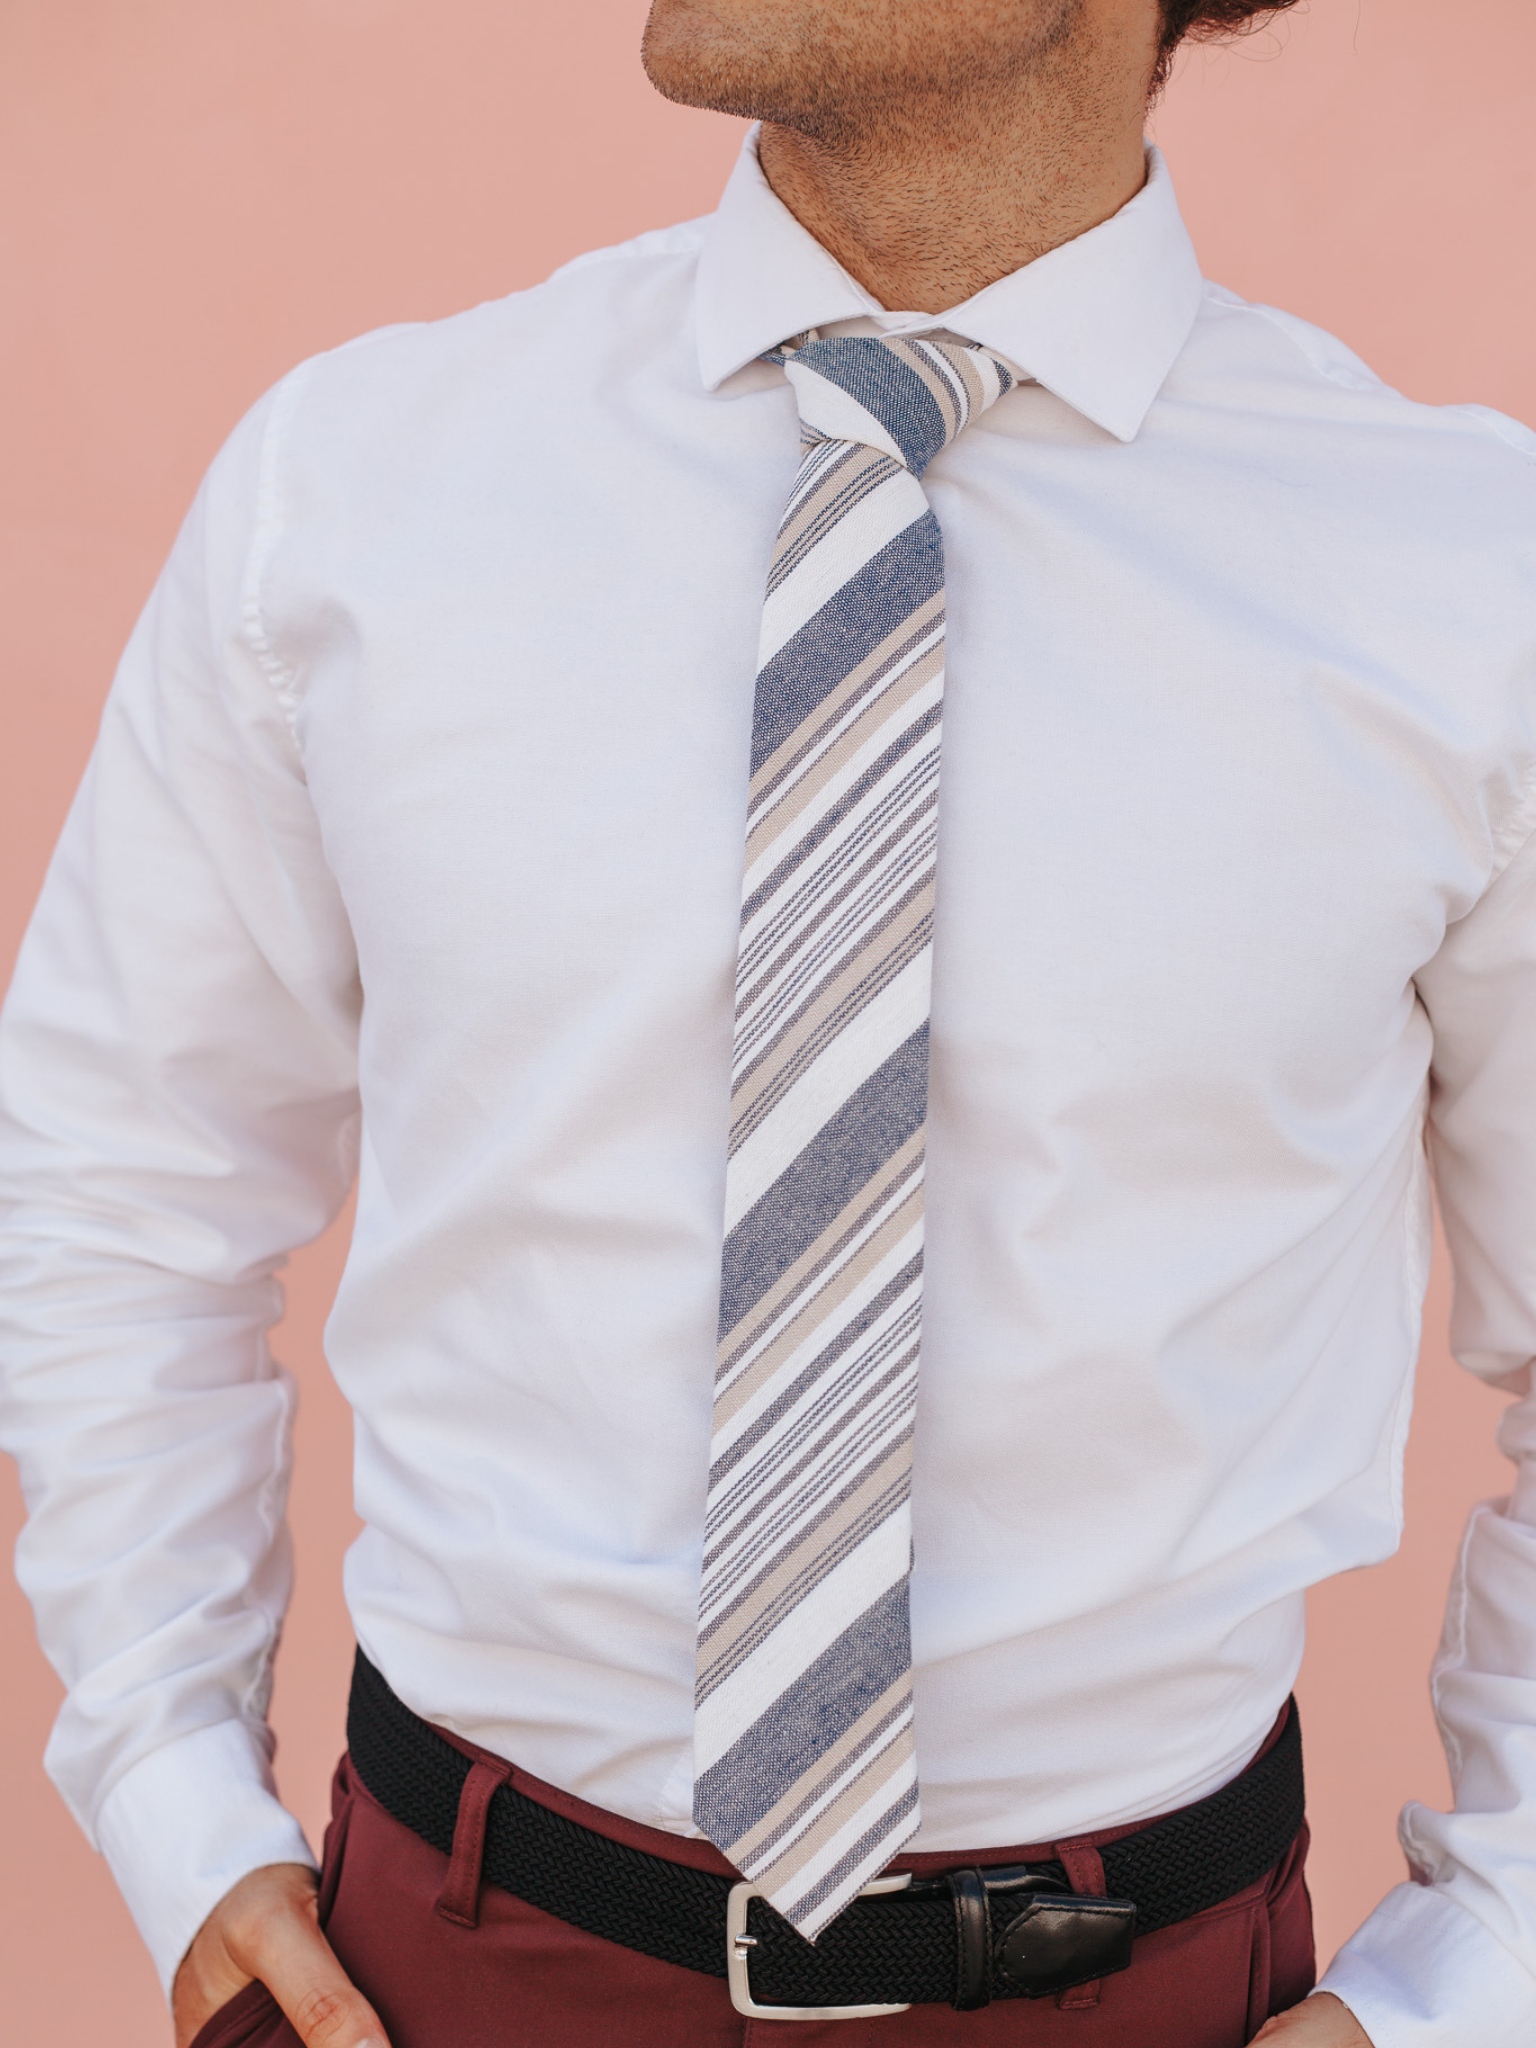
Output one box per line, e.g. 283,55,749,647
172,1863,390,2048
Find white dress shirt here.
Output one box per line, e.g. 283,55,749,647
3,133,1536,2043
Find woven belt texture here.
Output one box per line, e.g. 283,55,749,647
346,1650,1305,2010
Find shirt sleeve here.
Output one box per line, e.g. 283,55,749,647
1319,816,1536,2045
0,364,361,1996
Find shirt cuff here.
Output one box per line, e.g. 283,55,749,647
1318,1881,1536,2047
94,1718,317,1999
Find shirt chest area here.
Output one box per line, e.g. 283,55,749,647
285,411,1489,1109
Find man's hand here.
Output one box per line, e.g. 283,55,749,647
171,1863,390,2048
1254,1992,1374,2046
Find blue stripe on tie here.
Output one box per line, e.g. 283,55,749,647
718,1026,930,1340
749,514,944,777
692,1578,913,1845
799,337,951,478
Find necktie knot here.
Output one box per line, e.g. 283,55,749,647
771,332,1014,478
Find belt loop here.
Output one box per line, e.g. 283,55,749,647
1053,1837,1107,2011
945,1866,992,2010
435,1756,513,1928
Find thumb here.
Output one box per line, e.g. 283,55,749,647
184,1862,391,2048
256,1896,390,2048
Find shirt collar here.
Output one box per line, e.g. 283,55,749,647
694,129,1205,444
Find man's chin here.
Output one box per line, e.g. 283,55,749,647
640,0,812,123
642,0,738,108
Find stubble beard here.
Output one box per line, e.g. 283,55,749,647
641,0,1088,155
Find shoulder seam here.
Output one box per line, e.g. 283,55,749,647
1455,405,1536,467
1240,299,1380,395
1202,287,1536,468
238,358,318,752
549,218,709,282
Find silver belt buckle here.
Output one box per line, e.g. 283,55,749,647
726,1872,913,2021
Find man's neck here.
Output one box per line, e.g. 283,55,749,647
756,29,1153,314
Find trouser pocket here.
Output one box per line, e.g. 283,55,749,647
1246,1823,1317,2038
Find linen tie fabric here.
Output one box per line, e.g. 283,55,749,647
694,333,1015,1941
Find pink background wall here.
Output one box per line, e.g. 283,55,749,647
2,2,1533,2037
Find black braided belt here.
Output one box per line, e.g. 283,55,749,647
347,1650,1305,2017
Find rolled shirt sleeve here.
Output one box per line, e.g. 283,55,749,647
0,363,360,1994
1321,817,1536,2044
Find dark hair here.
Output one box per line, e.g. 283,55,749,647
1154,1,1303,92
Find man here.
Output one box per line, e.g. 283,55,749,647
2,0,1534,2041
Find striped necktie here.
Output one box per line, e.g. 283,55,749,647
694,332,1014,1940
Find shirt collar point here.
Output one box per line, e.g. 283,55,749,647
1096,407,1152,446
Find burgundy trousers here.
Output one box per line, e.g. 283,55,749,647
191,1736,1315,2048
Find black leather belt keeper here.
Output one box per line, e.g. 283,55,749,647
346,1650,1305,2014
